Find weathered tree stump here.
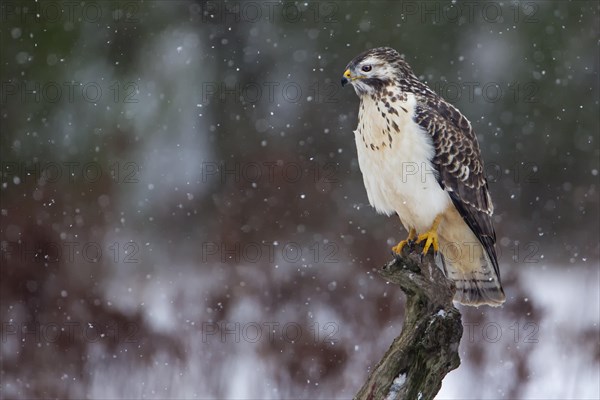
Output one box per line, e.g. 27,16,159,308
355,245,463,400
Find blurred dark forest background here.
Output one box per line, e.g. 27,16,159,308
1,1,598,399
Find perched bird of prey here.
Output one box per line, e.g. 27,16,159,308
342,47,505,306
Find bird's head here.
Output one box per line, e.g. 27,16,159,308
341,47,416,96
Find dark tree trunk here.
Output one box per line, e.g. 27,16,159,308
355,247,463,400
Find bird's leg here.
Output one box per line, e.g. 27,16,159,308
392,227,417,255
416,215,442,255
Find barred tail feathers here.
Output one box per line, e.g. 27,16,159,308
439,238,505,307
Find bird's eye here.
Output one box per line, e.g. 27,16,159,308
361,65,372,72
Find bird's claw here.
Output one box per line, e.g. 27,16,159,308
391,228,417,257
391,239,416,261
416,229,439,256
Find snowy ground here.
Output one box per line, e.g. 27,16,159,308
61,263,598,399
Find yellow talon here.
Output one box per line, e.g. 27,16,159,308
416,216,442,255
392,228,417,254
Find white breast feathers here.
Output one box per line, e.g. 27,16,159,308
353,91,452,233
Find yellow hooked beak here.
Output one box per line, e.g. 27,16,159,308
341,69,352,87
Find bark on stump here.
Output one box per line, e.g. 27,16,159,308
355,245,463,400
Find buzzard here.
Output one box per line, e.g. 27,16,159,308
342,47,505,306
